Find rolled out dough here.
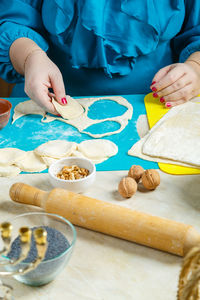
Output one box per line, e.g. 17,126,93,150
12,100,45,124
143,102,200,166
12,96,133,138
128,101,200,168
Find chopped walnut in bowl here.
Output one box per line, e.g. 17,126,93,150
48,157,96,193
57,165,89,181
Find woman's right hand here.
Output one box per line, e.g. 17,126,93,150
24,50,67,114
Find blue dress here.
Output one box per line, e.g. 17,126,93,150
0,0,200,96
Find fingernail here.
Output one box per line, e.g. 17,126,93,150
166,102,172,108
151,86,157,92
151,81,156,85
160,97,165,103
61,97,67,104
153,93,158,98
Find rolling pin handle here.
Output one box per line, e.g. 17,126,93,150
9,183,47,208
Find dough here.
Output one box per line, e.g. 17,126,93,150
78,139,118,159
0,148,26,166
128,137,198,168
34,140,77,158
128,101,200,168
14,151,47,172
143,102,200,166
0,166,21,177
12,100,45,124
52,96,84,119
136,114,149,138
13,96,133,138
70,150,109,164
41,156,59,167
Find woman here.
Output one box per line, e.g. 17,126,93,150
0,0,200,114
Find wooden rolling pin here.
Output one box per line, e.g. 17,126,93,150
9,183,200,256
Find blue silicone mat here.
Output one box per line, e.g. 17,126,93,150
0,95,158,171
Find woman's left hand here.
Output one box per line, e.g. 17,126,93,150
150,61,200,108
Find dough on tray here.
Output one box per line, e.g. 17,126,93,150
0,148,26,166
34,140,77,159
128,101,200,168
52,97,84,119
14,151,47,172
143,102,200,166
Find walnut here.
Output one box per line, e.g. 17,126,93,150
118,177,137,198
128,165,145,182
141,169,160,190
57,165,89,180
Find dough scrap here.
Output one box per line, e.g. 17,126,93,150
13,96,133,138
78,139,118,159
52,96,84,119
0,148,26,166
14,151,47,172
0,165,21,177
128,101,200,168
34,140,77,159
12,100,45,124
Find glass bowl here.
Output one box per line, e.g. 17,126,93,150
1,212,76,286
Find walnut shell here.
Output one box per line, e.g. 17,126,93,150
141,169,160,190
128,165,145,182
118,176,137,198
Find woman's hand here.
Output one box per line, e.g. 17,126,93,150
24,50,67,114
150,61,200,108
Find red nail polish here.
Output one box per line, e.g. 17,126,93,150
153,93,158,98
61,97,67,104
166,102,172,108
151,81,156,85
151,86,157,92
160,97,165,103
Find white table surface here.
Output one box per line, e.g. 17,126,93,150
0,170,200,300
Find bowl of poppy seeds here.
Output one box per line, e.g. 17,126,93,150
2,212,76,286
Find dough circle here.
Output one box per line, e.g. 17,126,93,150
34,140,77,159
52,97,84,119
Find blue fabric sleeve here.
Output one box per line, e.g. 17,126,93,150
0,0,48,83
173,0,200,62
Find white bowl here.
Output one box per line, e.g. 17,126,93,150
48,157,96,193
